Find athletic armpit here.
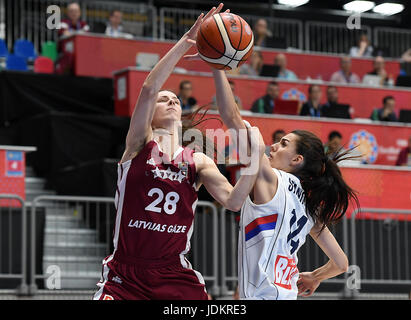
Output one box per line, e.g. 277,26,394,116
120,131,153,164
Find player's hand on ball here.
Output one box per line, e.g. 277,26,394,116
297,272,320,297
185,3,228,42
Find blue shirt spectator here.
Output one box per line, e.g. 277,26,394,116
274,53,298,81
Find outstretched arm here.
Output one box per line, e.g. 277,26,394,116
211,69,277,203
120,4,225,163
297,224,349,297
194,126,266,212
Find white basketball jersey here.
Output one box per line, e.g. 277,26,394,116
238,168,314,300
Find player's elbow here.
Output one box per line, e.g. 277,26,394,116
141,81,157,95
225,197,242,212
336,255,349,273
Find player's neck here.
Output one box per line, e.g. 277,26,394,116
152,128,181,157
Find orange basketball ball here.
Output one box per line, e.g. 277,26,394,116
196,13,254,70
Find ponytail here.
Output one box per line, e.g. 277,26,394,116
292,130,360,233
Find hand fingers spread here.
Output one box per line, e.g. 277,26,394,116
214,3,225,15
204,6,217,20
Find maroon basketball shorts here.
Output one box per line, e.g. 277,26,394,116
93,255,209,300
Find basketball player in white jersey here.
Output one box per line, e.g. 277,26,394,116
177,65,359,299
209,69,359,299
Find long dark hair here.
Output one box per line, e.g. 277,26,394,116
291,130,360,232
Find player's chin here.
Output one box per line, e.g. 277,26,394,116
268,156,276,168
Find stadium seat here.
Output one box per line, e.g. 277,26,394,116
34,56,54,74
0,39,8,57
14,39,37,60
5,54,28,71
41,41,58,62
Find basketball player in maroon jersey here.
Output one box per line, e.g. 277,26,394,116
93,3,265,300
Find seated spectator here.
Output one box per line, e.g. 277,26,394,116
253,18,275,48
370,96,398,122
324,131,345,159
396,135,411,166
265,129,286,155
251,81,280,113
58,2,89,37
366,56,389,86
321,85,338,114
349,34,373,58
299,85,323,117
330,56,360,84
177,80,197,111
212,80,242,109
324,131,363,165
105,10,129,38
274,53,298,80
324,85,339,106
239,50,263,76
321,86,351,119
272,129,286,144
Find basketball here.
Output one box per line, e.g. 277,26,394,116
196,12,254,70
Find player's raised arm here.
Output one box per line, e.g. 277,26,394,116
211,69,277,203
121,4,225,163
194,125,266,212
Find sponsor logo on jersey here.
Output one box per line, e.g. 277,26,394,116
273,255,298,290
245,214,278,241
103,294,114,300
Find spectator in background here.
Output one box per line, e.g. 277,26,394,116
299,84,323,117
370,95,398,122
272,129,286,144
253,18,274,48
212,80,242,109
324,131,344,159
325,85,339,105
366,56,389,86
274,53,298,80
105,10,126,37
396,135,411,166
251,81,280,113
177,80,197,110
239,50,264,76
330,56,360,84
324,131,363,165
349,34,373,58
265,129,286,156
58,2,89,37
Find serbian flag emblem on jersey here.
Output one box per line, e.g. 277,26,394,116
5,151,23,177
245,214,278,247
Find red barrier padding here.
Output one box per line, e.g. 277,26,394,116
59,33,400,80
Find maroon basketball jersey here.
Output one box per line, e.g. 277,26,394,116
112,140,198,262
